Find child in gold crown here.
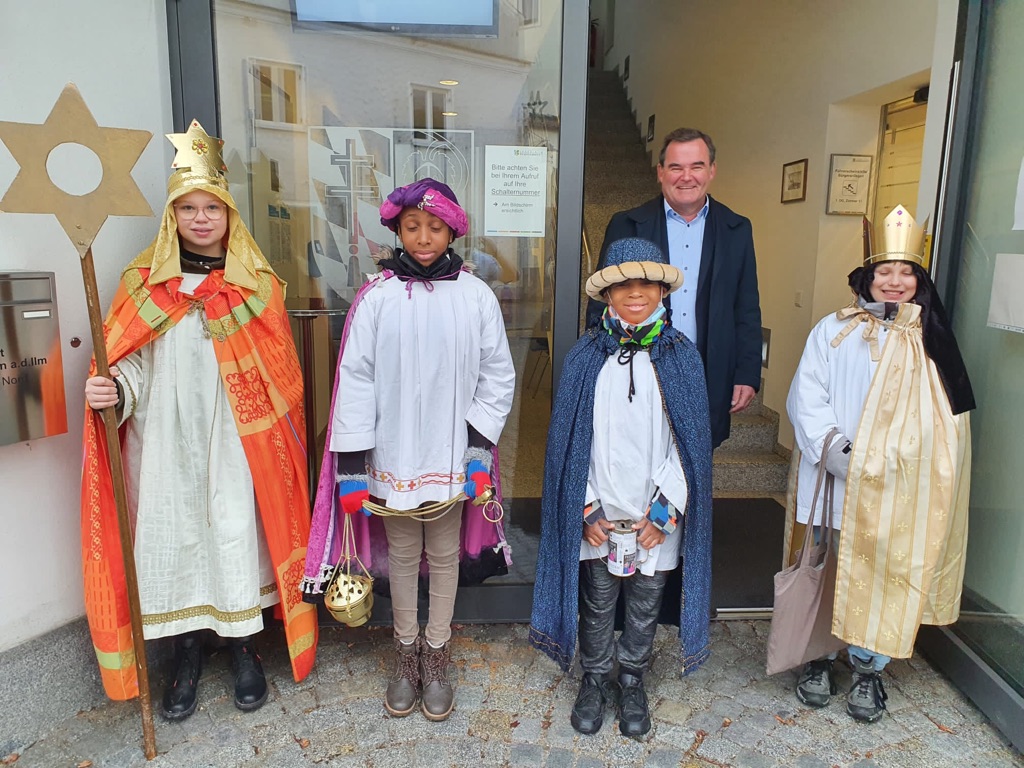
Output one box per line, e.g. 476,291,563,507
783,205,974,723
82,121,317,720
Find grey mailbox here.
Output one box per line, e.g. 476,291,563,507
0,271,68,445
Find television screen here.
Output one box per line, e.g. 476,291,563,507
292,0,499,37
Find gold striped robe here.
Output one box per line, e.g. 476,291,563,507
785,303,971,659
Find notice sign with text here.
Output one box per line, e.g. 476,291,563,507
484,146,547,237
987,253,1024,334
826,154,872,215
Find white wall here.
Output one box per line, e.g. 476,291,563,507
602,0,954,448
0,3,173,652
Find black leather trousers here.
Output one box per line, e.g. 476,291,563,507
578,559,669,675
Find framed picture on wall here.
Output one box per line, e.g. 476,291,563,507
826,154,872,215
781,158,808,203
646,114,655,144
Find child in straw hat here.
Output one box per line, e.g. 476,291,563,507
530,237,713,737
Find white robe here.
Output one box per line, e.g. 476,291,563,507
579,349,688,575
116,272,278,640
330,271,515,508
786,309,890,530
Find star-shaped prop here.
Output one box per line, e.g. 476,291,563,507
0,83,152,256
167,119,226,176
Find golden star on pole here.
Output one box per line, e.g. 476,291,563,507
0,83,152,257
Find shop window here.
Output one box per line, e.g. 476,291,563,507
250,59,304,126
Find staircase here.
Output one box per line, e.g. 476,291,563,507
584,69,788,496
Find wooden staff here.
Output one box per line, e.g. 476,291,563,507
0,83,157,758
80,246,157,760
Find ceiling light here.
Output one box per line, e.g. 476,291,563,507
442,111,458,116
439,79,459,86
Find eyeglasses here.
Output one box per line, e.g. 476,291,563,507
174,202,227,221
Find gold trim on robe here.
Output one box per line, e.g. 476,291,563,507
784,303,971,659
834,303,971,657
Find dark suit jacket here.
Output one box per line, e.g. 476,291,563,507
586,195,762,448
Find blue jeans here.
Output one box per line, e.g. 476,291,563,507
812,526,891,672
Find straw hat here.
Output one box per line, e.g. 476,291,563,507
585,237,683,301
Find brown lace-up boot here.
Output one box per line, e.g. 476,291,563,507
419,640,455,721
384,638,421,717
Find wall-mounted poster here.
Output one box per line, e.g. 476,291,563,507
484,145,547,237
826,154,872,215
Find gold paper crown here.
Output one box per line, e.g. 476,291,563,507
165,119,228,192
862,205,927,266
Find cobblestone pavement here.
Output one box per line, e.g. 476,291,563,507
9,622,1024,767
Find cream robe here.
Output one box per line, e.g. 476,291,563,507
330,271,515,509
116,272,278,639
785,303,971,658
579,349,688,575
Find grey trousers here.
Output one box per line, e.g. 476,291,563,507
382,507,462,646
578,559,669,675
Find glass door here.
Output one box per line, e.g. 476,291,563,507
940,0,1024,704
201,0,578,619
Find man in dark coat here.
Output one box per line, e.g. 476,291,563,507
586,127,762,449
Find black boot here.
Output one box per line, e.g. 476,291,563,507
231,636,268,712
617,669,652,737
161,633,202,720
570,673,618,735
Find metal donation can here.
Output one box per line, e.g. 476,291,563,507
606,520,638,578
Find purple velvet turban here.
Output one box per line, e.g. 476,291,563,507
379,178,468,238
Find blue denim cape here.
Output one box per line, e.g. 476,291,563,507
528,325,714,675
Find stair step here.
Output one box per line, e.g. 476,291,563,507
587,100,635,117
585,162,656,185
712,451,789,493
585,182,659,205
586,129,644,147
717,412,779,453
586,142,649,162
587,115,639,135
587,70,622,86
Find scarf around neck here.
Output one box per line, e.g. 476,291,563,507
602,306,667,401
602,305,666,345
378,248,465,281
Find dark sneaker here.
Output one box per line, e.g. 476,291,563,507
570,673,618,735
847,656,888,723
617,671,651,737
231,637,269,712
385,638,420,717
419,641,455,721
161,634,202,720
796,658,837,708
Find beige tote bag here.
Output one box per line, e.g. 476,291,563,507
766,429,847,675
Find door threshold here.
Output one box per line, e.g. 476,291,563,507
714,607,773,620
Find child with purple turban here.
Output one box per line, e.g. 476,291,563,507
303,178,515,722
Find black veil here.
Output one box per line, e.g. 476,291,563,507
848,263,975,415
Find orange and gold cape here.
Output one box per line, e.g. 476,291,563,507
80,251,318,699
